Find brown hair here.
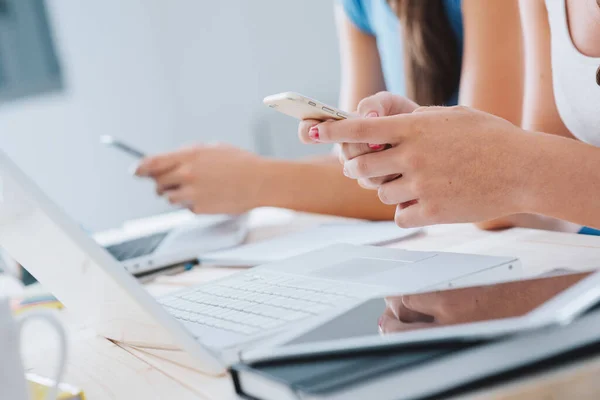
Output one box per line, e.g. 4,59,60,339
388,0,461,106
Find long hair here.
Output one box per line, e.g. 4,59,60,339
388,0,461,105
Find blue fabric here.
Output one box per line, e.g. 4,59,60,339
579,227,600,236
340,0,463,105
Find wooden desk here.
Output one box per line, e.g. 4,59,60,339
20,209,600,399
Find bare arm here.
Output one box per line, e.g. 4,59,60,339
471,0,579,231
335,3,386,111
458,0,527,230
253,4,392,220
459,0,524,126
137,4,396,220
520,132,600,228
519,0,572,137
459,0,525,229
516,0,600,227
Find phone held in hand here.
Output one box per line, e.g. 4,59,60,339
100,135,146,159
263,92,351,121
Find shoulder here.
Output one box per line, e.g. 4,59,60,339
338,0,375,35
443,0,463,20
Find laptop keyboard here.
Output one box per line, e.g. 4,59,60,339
105,231,169,261
159,271,376,337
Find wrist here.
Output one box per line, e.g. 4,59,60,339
506,130,543,215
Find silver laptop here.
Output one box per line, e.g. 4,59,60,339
95,212,249,276
0,150,521,374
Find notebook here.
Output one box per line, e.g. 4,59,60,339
231,307,600,400
230,342,478,400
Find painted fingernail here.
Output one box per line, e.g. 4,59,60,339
378,316,384,327
368,144,384,150
366,111,379,118
309,126,320,142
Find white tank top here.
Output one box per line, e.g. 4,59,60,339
545,0,600,146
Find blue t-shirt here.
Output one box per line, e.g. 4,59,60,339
341,0,463,104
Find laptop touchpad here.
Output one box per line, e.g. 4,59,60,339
311,257,410,279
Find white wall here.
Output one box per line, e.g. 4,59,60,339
0,0,340,230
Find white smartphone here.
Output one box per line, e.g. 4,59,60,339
100,135,146,159
263,92,352,121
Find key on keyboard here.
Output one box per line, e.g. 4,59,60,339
159,271,375,337
105,231,169,261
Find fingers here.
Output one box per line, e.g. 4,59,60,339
298,119,325,144
338,142,375,162
394,203,427,228
343,148,406,191
376,178,417,205
135,146,202,177
136,154,180,177
154,168,188,195
308,112,433,144
343,147,405,179
306,118,394,144
385,297,434,323
401,292,445,317
357,92,419,118
379,314,436,334
357,175,400,190
164,187,195,209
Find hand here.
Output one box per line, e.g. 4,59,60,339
379,272,591,334
298,93,419,188
303,103,535,227
135,144,268,214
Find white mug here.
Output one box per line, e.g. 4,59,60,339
0,297,67,400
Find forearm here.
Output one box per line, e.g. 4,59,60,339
461,0,525,231
519,133,600,229
460,0,524,126
254,155,395,220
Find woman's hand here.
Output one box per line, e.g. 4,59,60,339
379,272,592,333
135,144,269,214
301,98,536,227
299,92,418,160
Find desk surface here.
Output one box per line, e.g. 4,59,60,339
20,209,600,399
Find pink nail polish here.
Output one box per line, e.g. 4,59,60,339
368,144,384,150
378,316,384,327
366,111,379,118
309,126,320,141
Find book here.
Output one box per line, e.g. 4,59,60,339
230,344,473,400
231,308,600,400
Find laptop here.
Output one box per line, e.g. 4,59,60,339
94,211,249,276
0,150,522,374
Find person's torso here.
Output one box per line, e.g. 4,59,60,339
545,0,600,146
